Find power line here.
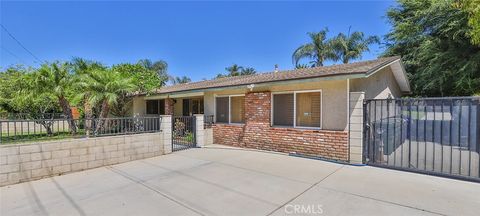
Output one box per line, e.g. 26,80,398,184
1,46,28,65
1,24,44,63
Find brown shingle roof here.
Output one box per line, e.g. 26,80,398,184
147,56,401,95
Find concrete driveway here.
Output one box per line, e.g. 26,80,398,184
1,146,479,216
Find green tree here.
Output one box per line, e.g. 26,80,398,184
112,63,162,93
295,64,311,69
455,0,480,45
240,67,256,75
383,0,480,96
138,59,169,85
70,58,107,133
225,64,243,76
170,76,191,84
331,30,379,64
0,66,29,113
216,64,256,78
292,29,336,67
76,68,136,132
33,62,78,133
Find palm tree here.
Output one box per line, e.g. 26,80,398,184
33,62,77,133
225,64,243,76
70,58,106,133
240,67,256,75
331,31,380,64
77,68,136,132
171,76,191,84
295,64,311,69
292,29,337,67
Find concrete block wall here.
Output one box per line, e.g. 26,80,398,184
204,128,213,146
349,92,365,164
0,132,166,186
160,115,172,154
195,115,205,147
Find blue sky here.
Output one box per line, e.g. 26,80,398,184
1,0,395,81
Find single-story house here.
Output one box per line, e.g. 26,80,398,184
130,56,410,163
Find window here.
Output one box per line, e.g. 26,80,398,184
146,99,165,115
146,100,159,114
191,99,204,114
230,96,245,123
273,94,294,126
159,99,165,115
296,92,321,127
216,97,229,123
272,91,322,128
215,95,245,124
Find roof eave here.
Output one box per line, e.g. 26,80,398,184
144,72,366,97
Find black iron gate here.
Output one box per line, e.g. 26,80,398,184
172,116,196,152
363,97,480,182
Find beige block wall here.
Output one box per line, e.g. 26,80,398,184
0,132,165,186
204,92,215,117
174,98,183,116
350,66,402,99
349,92,365,164
204,128,213,146
132,96,146,116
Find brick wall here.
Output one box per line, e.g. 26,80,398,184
213,124,245,148
213,91,349,161
165,98,174,115
0,132,164,186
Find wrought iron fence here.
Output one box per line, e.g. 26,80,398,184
172,116,196,151
204,115,214,129
364,97,480,181
0,113,65,120
0,116,162,144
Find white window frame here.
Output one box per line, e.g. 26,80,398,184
214,94,245,124
271,90,323,129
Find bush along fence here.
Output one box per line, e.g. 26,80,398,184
0,116,162,144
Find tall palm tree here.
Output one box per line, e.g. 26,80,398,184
171,76,191,84
225,64,243,76
331,31,380,64
292,29,337,67
33,62,77,133
240,67,256,75
76,68,136,132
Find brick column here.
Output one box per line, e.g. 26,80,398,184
160,115,172,154
243,92,271,148
349,92,365,164
245,92,271,124
165,98,174,116
194,114,205,147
